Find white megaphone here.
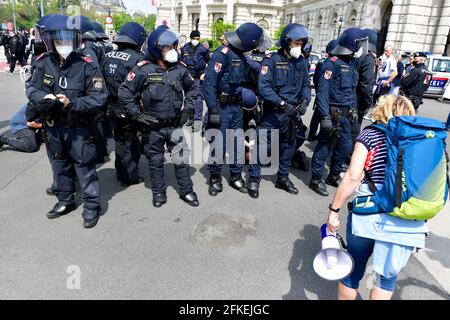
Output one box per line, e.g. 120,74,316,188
313,224,354,281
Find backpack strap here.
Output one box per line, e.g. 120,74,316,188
363,123,387,194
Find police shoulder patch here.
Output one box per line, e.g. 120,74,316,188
221,47,230,55
261,65,269,75
137,60,150,67
92,77,104,90
329,56,338,62
324,70,333,80
127,71,136,81
266,53,272,58
214,62,222,73
82,56,94,63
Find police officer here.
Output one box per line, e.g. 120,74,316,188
26,15,108,228
1,30,12,64
74,16,103,64
180,30,210,126
203,22,269,197
246,23,311,199
309,27,365,197
292,41,315,172
400,52,432,111
102,22,146,186
355,28,377,129
92,21,113,56
307,39,338,142
118,26,199,208
75,16,109,162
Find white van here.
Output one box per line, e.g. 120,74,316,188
425,55,450,95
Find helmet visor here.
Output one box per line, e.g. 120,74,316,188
285,27,309,44
158,29,179,49
254,29,273,52
355,36,369,55
42,30,81,53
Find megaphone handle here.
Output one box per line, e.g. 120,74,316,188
337,234,348,249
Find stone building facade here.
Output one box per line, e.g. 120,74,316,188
157,0,450,56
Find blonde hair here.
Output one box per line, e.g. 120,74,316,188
372,95,416,124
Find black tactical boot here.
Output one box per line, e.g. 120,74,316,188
180,191,200,207
229,175,248,194
325,174,341,188
275,177,299,195
248,180,260,199
208,174,223,196
309,178,329,197
47,202,77,219
83,214,100,229
153,193,167,208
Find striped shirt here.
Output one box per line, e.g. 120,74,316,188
356,126,387,185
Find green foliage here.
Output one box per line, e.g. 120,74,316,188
269,24,285,51
0,1,155,33
210,19,235,41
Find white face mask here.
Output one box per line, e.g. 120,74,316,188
56,45,73,59
353,47,363,59
191,40,199,47
289,46,302,59
164,49,178,63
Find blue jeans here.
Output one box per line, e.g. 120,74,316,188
341,213,398,292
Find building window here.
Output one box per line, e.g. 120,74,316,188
347,9,357,26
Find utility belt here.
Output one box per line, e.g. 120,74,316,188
219,93,242,105
262,100,300,114
142,116,182,131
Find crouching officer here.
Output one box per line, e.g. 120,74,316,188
102,22,146,186
309,28,365,197
400,52,432,111
26,15,108,228
247,23,311,198
203,22,269,197
119,26,199,208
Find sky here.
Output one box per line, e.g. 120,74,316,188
122,0,157,14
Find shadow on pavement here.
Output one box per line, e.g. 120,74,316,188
394,277,449,300
282,224,337,300
422,232,450,269
97,167,128,217
0,120,10,131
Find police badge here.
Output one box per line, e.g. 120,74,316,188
93,77,104,90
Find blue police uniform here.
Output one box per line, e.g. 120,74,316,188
26,51,108,223
118,59,199,206
181,42,210,121
310,55,359,182
248,50,311,182
203,45,248,180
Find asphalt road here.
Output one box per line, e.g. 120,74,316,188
0,71,449,300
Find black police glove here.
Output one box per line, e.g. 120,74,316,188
284,103,299,118
36,98,63,115
320,115,333,133
180,108,194,127
135,113,159,128
298,100,309,116
208,108,221,129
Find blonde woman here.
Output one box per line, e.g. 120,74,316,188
325,95,425,300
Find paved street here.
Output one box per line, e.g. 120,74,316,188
0,71,449,300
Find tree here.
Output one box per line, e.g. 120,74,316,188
210,19,235,41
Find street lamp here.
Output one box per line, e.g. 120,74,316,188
337,17,344,37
